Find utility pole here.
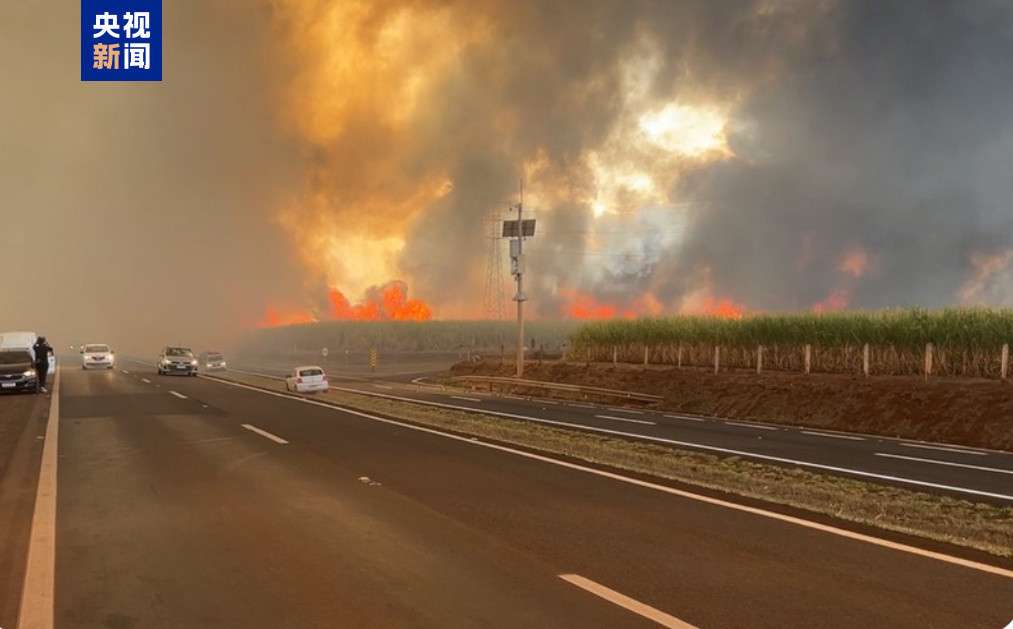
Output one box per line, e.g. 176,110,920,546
504,179,535,378
514,181,525,378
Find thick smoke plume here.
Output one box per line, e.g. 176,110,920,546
3,2,1012,352
269,0,1013,319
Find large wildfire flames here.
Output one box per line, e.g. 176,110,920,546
258,281,431,328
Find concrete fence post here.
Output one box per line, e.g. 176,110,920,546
924,343,933,380
677,345,683,369
757,345,764,374
643,345,649,367
714,346,720,375
1002,343,1009,380
863,343,870,377
804,344,812,375
612,346,618,365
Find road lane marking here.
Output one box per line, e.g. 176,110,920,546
372,384,394,390
240,424,289,444
18,369,60,629
200,375,1013,502
202,375,1013,577
559,574,696,628
801,430,865,441
141,378,151,383
537,399,559,405
876,453,1013,475
571,403,596,409
596,414,657,426
608,407,644,414
664,414,705,422
727,421,778,431
121,369,130,374
169,391,187,399
450,395,482,402
900,443,986,456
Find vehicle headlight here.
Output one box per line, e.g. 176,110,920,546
23,369,36,377
190,359,198,366
161,359,171,365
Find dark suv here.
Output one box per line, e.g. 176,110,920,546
0,350,40,393
157,347,198,376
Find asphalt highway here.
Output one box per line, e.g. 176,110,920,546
226,360,1013,504
2,364,1012,628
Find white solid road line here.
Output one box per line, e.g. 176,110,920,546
726,421,778,431
559,574,696,628
203,376,1013,580
310,384,1013,502
450,395,482,402
241,424,289,445
900,442,986,456
169,390,187,399
801,430,865,441
664,414,705,422
596,414,657,426
876,453,1013,475
18,369,60,629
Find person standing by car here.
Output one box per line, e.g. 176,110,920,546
33,336,53,392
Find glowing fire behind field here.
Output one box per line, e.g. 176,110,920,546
257,281,432,328
560,290,744,320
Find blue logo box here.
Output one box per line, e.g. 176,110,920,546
81,0,162,81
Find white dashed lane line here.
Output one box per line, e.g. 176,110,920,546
899,443,986,456
141,378,151,384
801,430,865,441
726,421,778,431
595,414,657,426
240,424,289,445
169,391,187,400
876,453,1013,475
664,414,705,422
559,574,697,628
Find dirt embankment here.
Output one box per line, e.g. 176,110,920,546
452,361,1013,451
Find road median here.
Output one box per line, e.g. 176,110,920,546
204,370,1013,560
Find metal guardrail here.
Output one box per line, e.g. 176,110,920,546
453,375,662,405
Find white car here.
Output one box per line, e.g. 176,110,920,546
81,344,115,369
285,366,329,393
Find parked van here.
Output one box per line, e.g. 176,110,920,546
0,331,56,372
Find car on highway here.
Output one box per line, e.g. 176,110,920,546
285,365,329,393
0,350,41,393
199,351,227,372
157,347,198,376
81,344,115,370
0,331,55,374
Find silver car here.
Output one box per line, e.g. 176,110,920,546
157,346,198,376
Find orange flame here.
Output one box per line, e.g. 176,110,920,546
329,281,432,321
257,281,432,327
257,307,317,328
839,248,870,278
696,297,745,319
812,288,851,313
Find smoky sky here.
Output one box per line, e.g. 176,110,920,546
0,1,306,353
2,1,1012,351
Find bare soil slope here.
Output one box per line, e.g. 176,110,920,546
452,361,1013,451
